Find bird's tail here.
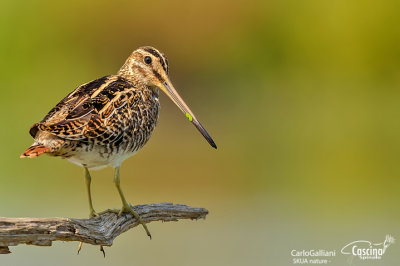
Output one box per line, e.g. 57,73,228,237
20,144,51,158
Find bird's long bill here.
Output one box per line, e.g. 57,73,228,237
161,80,217,149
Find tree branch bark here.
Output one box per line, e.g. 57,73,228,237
0,203,208,254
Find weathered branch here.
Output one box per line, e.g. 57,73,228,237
0,203,208,254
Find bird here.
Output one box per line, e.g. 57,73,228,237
20,46,217,242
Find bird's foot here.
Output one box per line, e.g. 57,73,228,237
118,204,152,239
89,209,99,218
98,205,152,239
99,208,122,215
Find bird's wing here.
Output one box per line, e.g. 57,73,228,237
30,75,140,143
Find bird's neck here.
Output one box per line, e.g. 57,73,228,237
117,68,159,97
117,63,160,97
117,65,139,84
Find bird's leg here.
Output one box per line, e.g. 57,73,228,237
78,166,101,255
113,166,152,239
84,166,98,218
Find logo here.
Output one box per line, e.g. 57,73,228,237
290,249,336,264
341,235,395,260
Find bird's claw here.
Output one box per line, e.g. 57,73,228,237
77,242,83,255
100,245,106,257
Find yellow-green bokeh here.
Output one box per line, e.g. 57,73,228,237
1,0,400,265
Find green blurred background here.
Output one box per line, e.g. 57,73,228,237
1,0,400,265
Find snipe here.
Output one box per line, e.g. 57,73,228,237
21,46,217,244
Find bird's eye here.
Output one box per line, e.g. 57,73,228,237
144,56,152,64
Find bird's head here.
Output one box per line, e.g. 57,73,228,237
118,46,217,149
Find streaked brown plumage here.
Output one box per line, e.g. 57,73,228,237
20,46,216,246
23,74,160,169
